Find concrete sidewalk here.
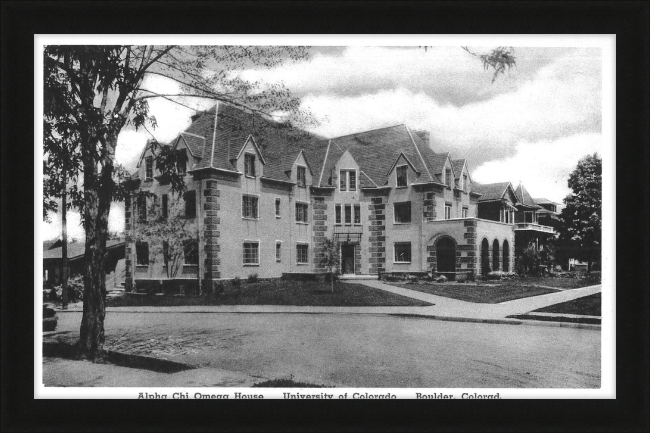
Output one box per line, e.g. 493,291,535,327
52,282,601,329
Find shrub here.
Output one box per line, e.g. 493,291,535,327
51,275,84,302
406,275,418,284
247,273,259,283
435,275,447,283
486,271,517,280
232,276,241,287
280,273,289,281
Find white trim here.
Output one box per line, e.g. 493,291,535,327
242,239,260,266
386,151,420,177
393,242,412,264
210,102,219,168
338,168,358,192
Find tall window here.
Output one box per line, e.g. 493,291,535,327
184,190,196,218
244,153,256,177
242,195,259,219
275,198,281,218
335,204,342,224
136,242,149,265
394,201,411,223
295,202,309,223
297,166,306,188
394,242,411,263
424,192,435,221
145,156,153,179
162,194,168,219
296,244,309,264
354,204,361,224
462,174,468,192
276,242,282,262
176,149,187,175
462,207,468,219
243,242,259,265
445,168,452,188
445,203,452,220
183,239,198,265
339,169,357,191
396,165,408,187
138,196,147,222
344,204,352,224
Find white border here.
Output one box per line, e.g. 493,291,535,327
35,34,615,399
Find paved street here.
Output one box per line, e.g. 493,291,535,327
49,311,600,388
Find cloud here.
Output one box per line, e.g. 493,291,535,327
471,132,602,204
42,203,124,241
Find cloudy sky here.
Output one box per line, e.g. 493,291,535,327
42,44,604,240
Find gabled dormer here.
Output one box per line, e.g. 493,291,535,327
452,159,472,193
440,155,455,189
235,135,266,178
288,150,313,188
335,150,361,193
387,152,420,189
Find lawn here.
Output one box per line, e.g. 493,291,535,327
386,281,558,304
533,293,601,316
488,276,600,290
106,280,432,307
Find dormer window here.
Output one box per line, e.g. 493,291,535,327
176,149,187,175
244,153,256,177
297,166,306,188
339,169,357,192
462,174,468,192
444,168,451,189
396,165,408,188
145,156,153,180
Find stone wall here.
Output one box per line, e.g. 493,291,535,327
368,197,386,275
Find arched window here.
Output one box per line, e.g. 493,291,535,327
481,238,490,276
503,240,510,272
492,239,500,272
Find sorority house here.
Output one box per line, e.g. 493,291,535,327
124,103,555,293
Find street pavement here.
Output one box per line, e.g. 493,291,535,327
42,282,602,388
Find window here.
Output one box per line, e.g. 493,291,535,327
276,242,282,262
354,204,361,224
243,242,259,265
162,194,168,219
445,203,452,220
184,190,196,218
138,196,147,222
183,239,198,265
295,202,309,223
424,192,435,221
145,156,153,179
396,165,408,187
136,242,149,265
462,207,468,218
242,195,259,219
244,153,256,177
297,166,306,188
335,204,342,224
394,201,411,223
394,242,411,263
344,204,352,224
275,198,281,218
462,174,468,192
445,168,452,188
524,211,536,223
176,149,187,175
296,244,309,264
339,169,357,191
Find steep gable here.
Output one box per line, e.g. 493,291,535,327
515,183,541,208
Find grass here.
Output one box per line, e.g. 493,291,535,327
533,293,601,316
107,280,432,307
486,276,600,290
253,377,333,388
506,314,601,325
387,281,558,303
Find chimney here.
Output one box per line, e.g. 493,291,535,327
190,111,204,123
414,130,430,147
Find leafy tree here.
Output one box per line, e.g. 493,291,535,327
558,154,602,273
133,196,198,280
462,46,516,83
318,238,340,294
43,45,313,359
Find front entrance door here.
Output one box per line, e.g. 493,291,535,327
341,243,355,275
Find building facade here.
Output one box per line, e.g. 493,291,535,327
124,103,519,292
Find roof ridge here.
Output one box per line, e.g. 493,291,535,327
181,131,205,139
328,123,406,141
405,125,433,181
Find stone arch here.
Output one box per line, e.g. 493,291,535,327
427,234,458,275
502,239,510,272
492,239,500,272
481,238,490,276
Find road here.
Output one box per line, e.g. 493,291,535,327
50,312,600,388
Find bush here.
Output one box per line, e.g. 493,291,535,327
50,275,84,302
232,276,241,287
486,271,517,280
247,273,259,283
435,275,447,283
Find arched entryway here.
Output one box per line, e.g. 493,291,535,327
503,240,510,272
436,237,456,274
481,238,490,275
492,239,500,272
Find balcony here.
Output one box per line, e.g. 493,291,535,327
333,225,363,243
514,223,555,234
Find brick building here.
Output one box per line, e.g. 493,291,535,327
124,103,517,292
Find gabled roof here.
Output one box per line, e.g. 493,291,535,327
451,159,466,179
472,182,513,202
515,183,542,208
179,132,205,158
533,197,559,206
428,152,450,176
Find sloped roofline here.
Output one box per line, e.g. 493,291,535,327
405,125,433,181
289,149,314,176
318,140,332,186
236,135,267,165
386,151,421,176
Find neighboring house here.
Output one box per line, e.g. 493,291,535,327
124,102,516,292
473,182,557,260
43,240,125,288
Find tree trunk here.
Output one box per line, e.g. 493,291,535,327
61,167,68,309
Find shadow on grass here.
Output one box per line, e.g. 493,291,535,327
252,378,333,388
43,341,194,374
